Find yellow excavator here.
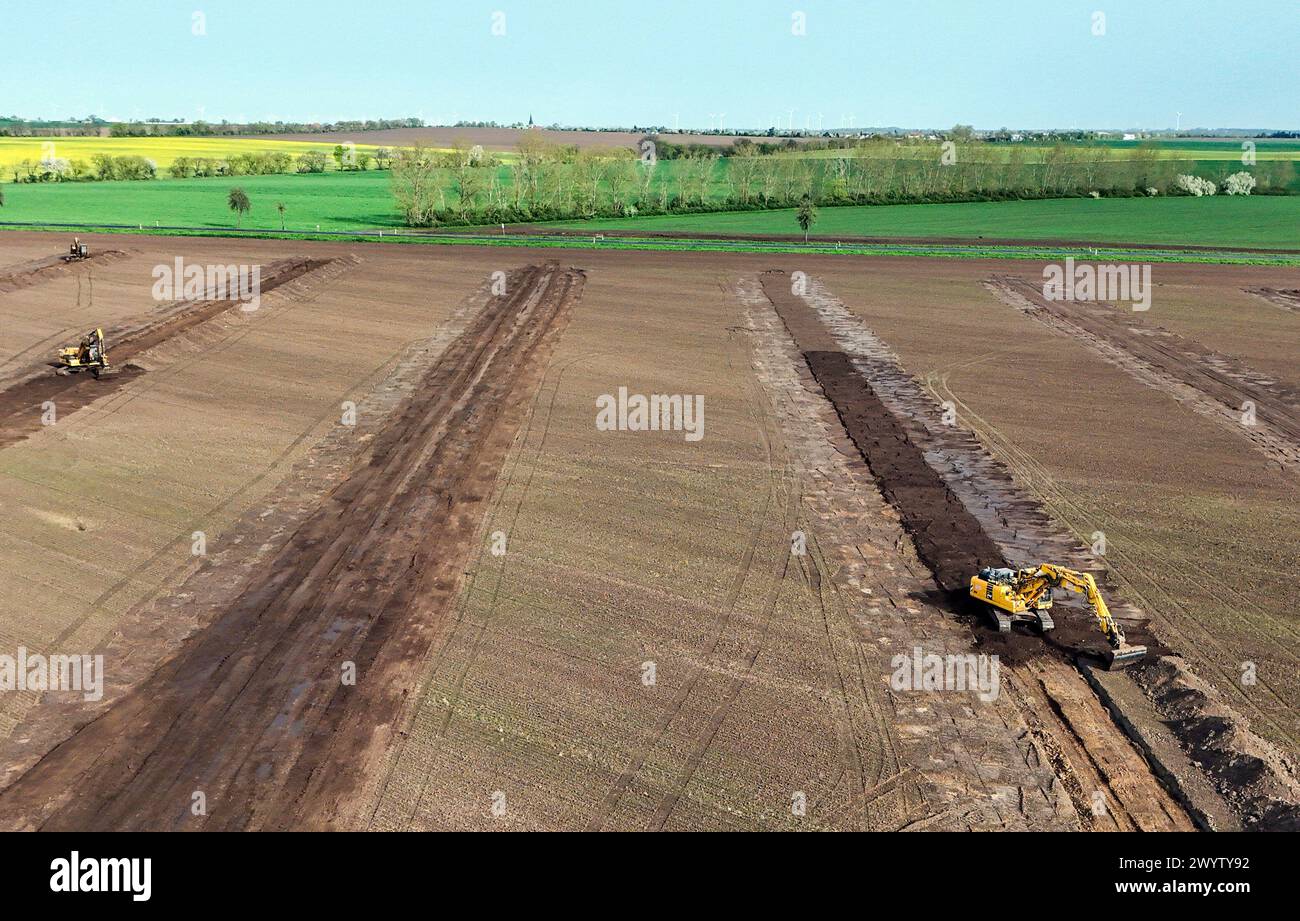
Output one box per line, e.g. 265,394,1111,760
62,237,90,262
970,564,1147,668
56,328,109,378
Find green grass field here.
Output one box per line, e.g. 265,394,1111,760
0,172,401,231
546,196,1300,249
1090,138,1300,158
2,170,1298,250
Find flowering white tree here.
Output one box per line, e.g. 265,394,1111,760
1222,171,1257,196
1175,174,1217,196
37,156,71,181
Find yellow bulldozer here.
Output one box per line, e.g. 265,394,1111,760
56,328,109,378
970,563,1147,668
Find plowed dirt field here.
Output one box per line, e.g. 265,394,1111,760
0,232,1295,829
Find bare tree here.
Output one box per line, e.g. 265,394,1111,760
390,144,440,226
730,151,761,203
451,160,486,221
603,151,639,215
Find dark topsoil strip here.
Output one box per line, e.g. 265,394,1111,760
760,272,1158,665
766,272,1300,828
760,273,1007,599
0,257,330,451
0,263,585,831
805,349,1008,593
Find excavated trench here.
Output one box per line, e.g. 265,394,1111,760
758,270,1300,831
0,257,333,450
804,349,1006,594
0,262,586,831
760,272,1148,665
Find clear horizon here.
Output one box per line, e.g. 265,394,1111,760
5,0,1297,131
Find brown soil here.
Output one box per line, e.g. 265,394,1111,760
0,262,585,830
987,274,1300,472
0,257,332,451
236,126,783,151
800,257,1300,827
1133,657,1300,829
806,348,1007,591
759,271,1152,660
1246,286,1300,311
0,250,130,294
0,230,1294,831
754,271,1195,831
489,225,1300,256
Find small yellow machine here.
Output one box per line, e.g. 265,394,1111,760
62,237,90,262
970,564,1147,668
56,328,109,378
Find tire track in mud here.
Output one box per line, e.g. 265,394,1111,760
924,368,1300,827
925,370,1300,747
0,262,586,831
987,275,1300,473
755,270,1195,832
647,309,798,830
369,345,602,829
0,257,334,451
737,277,944,830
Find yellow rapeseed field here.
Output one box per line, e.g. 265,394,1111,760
0,136,387,169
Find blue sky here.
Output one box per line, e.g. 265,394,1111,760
5,0,1296,129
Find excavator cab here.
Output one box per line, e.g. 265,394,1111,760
62,237,90,262
56,328,109,379
971,566,1055,634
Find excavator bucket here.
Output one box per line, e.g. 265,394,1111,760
1103,644,1148,670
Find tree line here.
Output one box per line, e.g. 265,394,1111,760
390,137,1298,228
0,116,425,138
7,146,397,184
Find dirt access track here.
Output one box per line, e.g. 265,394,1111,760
0,231,1296,830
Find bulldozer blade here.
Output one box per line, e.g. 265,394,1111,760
1103,645,1148,670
